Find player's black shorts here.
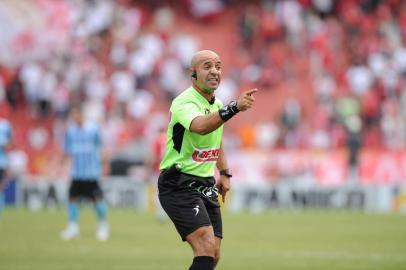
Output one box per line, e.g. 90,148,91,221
69,179,103,200
0,169,6,184
158,166,222,242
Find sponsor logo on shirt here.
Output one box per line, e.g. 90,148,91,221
191,148,220,163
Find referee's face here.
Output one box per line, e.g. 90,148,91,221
195,54,222,93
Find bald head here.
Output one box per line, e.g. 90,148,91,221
191,50,221,68
190,49,222,95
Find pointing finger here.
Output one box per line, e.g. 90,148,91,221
245,88,258,96
245,96,255,102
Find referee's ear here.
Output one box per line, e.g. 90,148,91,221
190,68,197,80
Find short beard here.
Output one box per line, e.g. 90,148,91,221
202,87,215,94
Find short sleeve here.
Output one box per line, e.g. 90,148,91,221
171,98,202,131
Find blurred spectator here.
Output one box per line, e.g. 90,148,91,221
5,73,24,110
110,64,136,114
38,69,56,118
158,52,188,100
275,0,304,48
8,149,28,178
52,78,70,120
127,89,154,120
335,94,360,124
360,88,380,127
239,5,259,50
345,115,362,181
260,2,283,44
281,99,301,131
380,99,403,149
346,61,374,97
255,122,279,149
19,61,43,110
169,33,199,68
187,0,224,21
280,99,303,148
312,0,334,18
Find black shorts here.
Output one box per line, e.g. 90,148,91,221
69,179,103,201
0,169,5,183
158,168,222,242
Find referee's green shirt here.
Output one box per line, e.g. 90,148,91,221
160,86,224,177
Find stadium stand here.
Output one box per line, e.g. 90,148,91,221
0,0,406,181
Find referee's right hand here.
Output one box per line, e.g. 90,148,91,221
216,175,231,203
236,88,257,111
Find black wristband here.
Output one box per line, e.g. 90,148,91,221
218,100,239,122
219,169,232,178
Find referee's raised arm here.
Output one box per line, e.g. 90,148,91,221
190,88,258,135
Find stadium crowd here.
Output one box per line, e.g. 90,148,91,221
236,0,406,151
0,0,406,176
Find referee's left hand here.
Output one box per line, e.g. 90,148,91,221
217,175,231,203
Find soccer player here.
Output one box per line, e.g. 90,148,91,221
60,106,109,241
0,115,12,220
158,50,257,269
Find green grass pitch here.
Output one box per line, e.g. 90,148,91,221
0,208,405,270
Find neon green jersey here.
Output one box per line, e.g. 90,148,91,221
160,86,224,177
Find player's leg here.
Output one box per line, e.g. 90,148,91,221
214,237,221,268
68,198,80,224
159,193,215,270
158,172,215,269
94,198,107,222
61,181,80,240
206,206,223,267
0,186,4,218
186,225,216,257
89,181,109,241
186,226,216,270
94,199,109,241
94,198,109,241
0,170,5,219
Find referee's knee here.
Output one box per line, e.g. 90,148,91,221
187,226,216,256
201,231,215,254
197,229,215,255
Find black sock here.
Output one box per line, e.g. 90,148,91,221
188,256,214,270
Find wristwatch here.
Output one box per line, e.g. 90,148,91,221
219,169,232,178
229,100,239,113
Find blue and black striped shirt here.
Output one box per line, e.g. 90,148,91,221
0,118,12,169
64,122,102,180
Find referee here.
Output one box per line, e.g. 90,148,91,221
60,106,109,241
158,50,257,270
